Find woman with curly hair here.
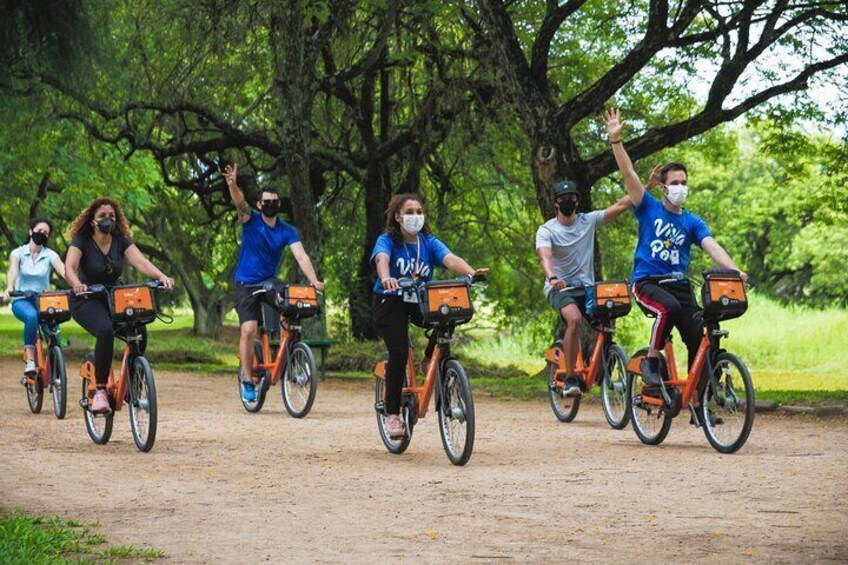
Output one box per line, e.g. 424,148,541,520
371,193,487,438
65,197,174,413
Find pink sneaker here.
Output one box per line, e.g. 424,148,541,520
91,389,111,413
385,414,405,438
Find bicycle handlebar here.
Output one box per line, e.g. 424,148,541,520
75,280,167,297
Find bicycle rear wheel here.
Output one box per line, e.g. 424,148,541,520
49,345,67,420
628,348,672,446
601,344,630,429
82,378,113,445
438,359,475,466
239,339,268,413
26,372,44,414
282,342,317,418
547,362,580,422
701,352,755,454
128,356,158,452
375,374,411,454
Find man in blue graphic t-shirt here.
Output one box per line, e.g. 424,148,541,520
604,109,746,392
223,164,324,403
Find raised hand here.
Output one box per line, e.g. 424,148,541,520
647,164,663,190
222,164,239,189
604,108,626,142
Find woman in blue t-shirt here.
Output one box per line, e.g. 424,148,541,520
2,218,66,377
371,193,487,439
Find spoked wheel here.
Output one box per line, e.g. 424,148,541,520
700,352,755,454
601,344,631,430
375,375,411,455
628,348,672,446
282,342,318,418
128,356,158,452
26,372,44,414
438,360,475,466
239,339,269,413
82,379,113,445
547,362,580,422
49,345,67,420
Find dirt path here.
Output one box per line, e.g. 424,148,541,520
1,358,846,563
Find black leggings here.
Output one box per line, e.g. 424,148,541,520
71,296,146,385
372,294,436,415
632,280,703,368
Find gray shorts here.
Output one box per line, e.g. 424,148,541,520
547,287,588,320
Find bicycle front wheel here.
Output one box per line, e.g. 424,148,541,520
128,356,158,452
49,345,67,420
282,342,318,418
701,352,755,454
601,344,630,430
438,359,475,466
82,378,113,445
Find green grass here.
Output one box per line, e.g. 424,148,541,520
0,510,163,564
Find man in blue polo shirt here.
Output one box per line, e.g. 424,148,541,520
223,163,324,402
604,108,746,388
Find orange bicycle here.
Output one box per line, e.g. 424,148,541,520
78,281,169,452
5,290,71,418
372,274,486,466
237,280,320,417
627,270,755,453
545,281,632,428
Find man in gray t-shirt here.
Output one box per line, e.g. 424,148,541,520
536,180,630,397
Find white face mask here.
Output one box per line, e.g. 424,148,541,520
401,214,425,235
665,184,688,206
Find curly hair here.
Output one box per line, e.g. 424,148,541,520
65,197,133,240
384,193,431,244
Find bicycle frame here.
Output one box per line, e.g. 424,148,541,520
253,326,296,386
81,326,147,412
628,325,717,409
21,323,60,389
546,327,609,389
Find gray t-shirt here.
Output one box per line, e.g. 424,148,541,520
535,211,605,296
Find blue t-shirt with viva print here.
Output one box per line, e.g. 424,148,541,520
631,192,712,282
370,233,451,294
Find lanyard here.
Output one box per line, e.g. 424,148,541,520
403,235,421,281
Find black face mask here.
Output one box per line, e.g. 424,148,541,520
97,217,116,234
557,200,577,216
31,232,48,246
260,202,281,218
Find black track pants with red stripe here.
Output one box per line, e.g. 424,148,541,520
632,279,703,369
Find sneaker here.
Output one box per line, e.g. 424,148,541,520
691,409,724,427
385,414,405,438
563,376,582,398
24,360,37,376
90,389,111,414
640,357,663,387
241,380,256,403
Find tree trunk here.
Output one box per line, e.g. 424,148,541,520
191,296,224,338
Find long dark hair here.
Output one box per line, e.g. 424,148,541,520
26,218,54,244
65,197,133,239
384,193,432,244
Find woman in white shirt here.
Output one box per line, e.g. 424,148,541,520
2,219,66,376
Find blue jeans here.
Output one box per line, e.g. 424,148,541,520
12,297,39,347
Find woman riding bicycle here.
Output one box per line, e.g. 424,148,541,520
64,197,174,413
371,194,487,438
2,218,66,378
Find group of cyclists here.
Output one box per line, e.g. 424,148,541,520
1,108,748,449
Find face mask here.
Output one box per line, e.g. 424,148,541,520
97,217,116,234
31,232,48,246
557,200,577,216
261,201,281,218
401,214,425,235
665,184,688,206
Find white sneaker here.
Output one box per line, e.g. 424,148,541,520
385,414,405,438
24,360,37,376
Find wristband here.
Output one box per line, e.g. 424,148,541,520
548,276,558,282
610,139,622,145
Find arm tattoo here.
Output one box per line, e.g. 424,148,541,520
238,201,251,219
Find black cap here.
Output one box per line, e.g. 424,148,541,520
554,180,578,197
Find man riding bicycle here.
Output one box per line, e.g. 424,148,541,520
604,108,747,392
223,163,324,403
536,181,630,397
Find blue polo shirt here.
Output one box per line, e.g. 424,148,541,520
631,192,712,282
234,212,301,284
